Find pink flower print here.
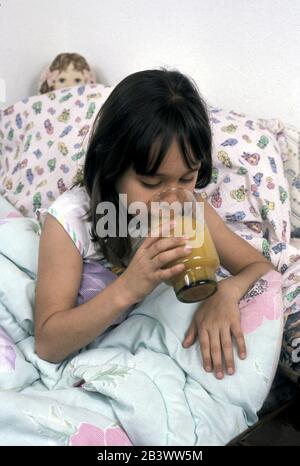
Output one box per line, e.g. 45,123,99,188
69,423,104,446
0,328,16,371
105,427,133,446
69,423,132,446
239,270,282,334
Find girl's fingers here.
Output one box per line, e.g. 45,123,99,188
182,320,197,348
141,221,176,250
220,328,235,375
148,235,188,260
157,263,185,282
199,328,212,372
153,244,192,269
209,331,223,379
231,324,247,360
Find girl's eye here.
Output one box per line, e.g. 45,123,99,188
180,178,194,183
59,78,66,83
140,180,161,189
140,178,194,188
75,78,82,83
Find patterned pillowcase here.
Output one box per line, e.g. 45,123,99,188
0,90,291,237
0,83,112,217
196,107,291,268
255,119,300,231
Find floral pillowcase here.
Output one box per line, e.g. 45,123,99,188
0,83,293,239
0,83,112,218
256,119,300,231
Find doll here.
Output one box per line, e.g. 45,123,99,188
38,53,96,94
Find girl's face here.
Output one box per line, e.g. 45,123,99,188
54,63,85,90
115,139,201,207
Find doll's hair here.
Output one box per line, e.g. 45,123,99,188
77,67,213,268
39,53,96,94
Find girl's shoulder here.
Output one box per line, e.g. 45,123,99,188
36,185,89,232
48,185,90,220
40,185,100,260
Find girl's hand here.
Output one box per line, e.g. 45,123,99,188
182,281,247,379
120,222,192,304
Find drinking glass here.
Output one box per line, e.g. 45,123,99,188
147,188,220,302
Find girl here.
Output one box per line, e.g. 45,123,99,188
35,68,275,379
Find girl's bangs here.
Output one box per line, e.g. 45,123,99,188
131,118,202,176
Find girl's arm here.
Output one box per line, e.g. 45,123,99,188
35,214,191,364
216,261,275,301
182,197,276,379
35,214,137,364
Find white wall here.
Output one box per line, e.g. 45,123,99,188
0,0,299,126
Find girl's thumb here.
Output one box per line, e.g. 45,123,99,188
182,321,197,347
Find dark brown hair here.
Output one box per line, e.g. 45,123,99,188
81,68,213,267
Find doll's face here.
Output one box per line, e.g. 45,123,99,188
53,63,85,90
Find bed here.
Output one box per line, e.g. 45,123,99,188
0,83,299,446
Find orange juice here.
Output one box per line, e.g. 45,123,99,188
169,220,220,302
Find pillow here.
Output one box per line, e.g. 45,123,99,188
0,83,112,218
196,106,292,272
0,89,291,230
256,119,300,231
0,92,293,263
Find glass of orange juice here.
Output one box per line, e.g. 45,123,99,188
147,188,220,303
